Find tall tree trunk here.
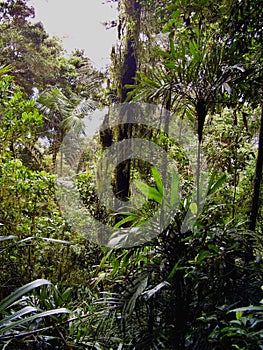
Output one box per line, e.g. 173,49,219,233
196,99,207,210
114,0,141,201
249,105,263,231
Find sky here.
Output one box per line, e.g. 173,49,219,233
28,0,118,69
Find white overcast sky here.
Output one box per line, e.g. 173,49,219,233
28,0,118,69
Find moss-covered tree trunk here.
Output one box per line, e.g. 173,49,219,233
249,105,263,231
114,0,141,201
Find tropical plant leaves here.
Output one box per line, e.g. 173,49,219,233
0,308,70,335
0,279,51,313
123,275,148,319
151,167,164,196
207,172,227,196
143,281,170,299
0,279,70,338
134,179,163,204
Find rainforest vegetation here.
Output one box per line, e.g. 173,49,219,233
0,0,263,349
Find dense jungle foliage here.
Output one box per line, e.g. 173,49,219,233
0,0,263,349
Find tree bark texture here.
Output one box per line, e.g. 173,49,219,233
249,105,263,231
115,0,141,201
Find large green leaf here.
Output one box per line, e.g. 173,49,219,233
0,279,51,313
0,308,70,334
114,214,139,229
151,167,164,196
170,170,179,207
134,180,163,204
0,306,38,327
207,173,227,196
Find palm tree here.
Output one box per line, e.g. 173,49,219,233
129,27,255,208
37,88,96,173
